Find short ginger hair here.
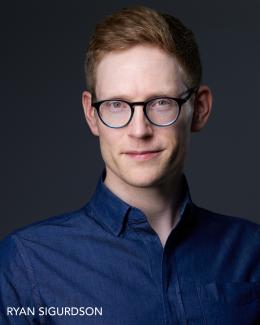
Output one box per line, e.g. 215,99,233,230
84,6,202,96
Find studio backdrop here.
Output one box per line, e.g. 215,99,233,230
1,0,259,239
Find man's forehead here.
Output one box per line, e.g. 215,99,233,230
95,45,185,99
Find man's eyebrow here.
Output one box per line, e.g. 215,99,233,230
98,91,180,102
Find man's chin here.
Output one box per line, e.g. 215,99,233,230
121,170,164,188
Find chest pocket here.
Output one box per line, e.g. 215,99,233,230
197,282,260,325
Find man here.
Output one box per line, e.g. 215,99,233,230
0,6,259,325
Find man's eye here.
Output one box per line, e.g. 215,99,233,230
106,101,122,108
157,99,170,106
151,98,171,108
104,101,129,112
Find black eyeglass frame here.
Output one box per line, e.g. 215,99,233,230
92,87,198,128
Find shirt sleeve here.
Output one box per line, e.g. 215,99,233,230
0,234,39,324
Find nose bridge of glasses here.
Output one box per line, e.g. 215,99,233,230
130,101,146,110
129,101,150,126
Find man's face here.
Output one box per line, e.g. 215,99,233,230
90,45,194,188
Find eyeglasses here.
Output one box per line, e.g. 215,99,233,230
92,87,197,128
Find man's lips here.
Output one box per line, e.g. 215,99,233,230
122,150,163,161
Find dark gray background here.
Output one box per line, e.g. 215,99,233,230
1,0,259,240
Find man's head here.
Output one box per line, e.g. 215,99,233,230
84,6,202,98
82,6,212,190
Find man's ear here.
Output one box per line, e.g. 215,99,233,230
191,85,213,132
82,91,99,136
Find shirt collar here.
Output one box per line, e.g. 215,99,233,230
85,169,193,237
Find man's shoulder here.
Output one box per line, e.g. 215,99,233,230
194,204,259,229
0,207,88,252
193,204,260,246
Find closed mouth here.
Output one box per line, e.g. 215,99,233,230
123,150,163,160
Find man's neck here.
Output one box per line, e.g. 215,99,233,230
104,170,184,247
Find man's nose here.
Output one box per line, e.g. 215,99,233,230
127,105,153,138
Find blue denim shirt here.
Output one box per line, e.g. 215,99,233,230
0,172,259,324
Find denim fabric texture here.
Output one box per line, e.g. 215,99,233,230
0,172,260,324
